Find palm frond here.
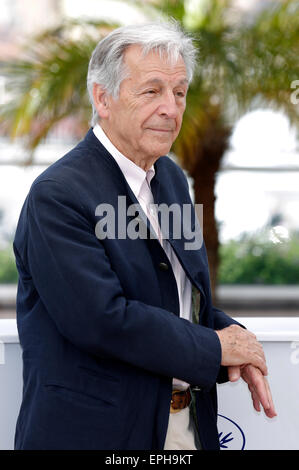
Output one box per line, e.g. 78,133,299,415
0,20,117,151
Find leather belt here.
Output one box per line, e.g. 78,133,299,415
170,388,191,414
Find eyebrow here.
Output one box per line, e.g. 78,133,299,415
140,77,189,88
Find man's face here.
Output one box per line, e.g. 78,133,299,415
99,45,188,168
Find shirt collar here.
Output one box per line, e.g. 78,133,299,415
93,124,155,199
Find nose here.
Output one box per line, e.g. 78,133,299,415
158,90,179,119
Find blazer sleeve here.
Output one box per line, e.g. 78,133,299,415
213,306,244,330
21,178,223,391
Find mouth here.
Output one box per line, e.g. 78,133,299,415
147,128,174,133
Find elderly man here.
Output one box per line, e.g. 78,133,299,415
13,21,276,451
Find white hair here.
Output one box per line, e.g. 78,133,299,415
87,20,197,127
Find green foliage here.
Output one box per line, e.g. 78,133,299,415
0,246,18,284
2,230,299,285
0,19,118,153
219,230,299,285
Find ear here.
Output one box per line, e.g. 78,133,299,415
92,83,109,119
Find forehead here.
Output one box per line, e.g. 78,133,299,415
123,44,188,84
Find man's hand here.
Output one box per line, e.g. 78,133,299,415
215,324,268,376
228,365,277,418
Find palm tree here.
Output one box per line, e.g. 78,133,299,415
142,0,299,299
0,19,118,159
1,0,298,299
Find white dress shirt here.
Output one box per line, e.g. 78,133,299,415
93,124,193,390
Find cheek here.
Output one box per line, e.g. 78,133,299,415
124,104,146,133
176,109,185,130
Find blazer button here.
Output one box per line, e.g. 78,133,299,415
158,262,169,271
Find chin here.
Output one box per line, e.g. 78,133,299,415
149,143,173,158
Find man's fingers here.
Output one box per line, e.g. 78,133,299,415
243,365,268,406
252,352,268,376
249,340,268,375
228,365,241,382
251,375,270,411
248,385,261,412
242,365,277,418
263,376,277,418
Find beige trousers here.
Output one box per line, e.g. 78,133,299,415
163,407,200,450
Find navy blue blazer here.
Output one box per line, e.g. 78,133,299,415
13,129,239,450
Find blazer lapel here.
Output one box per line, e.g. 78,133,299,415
86,129,164,242
152,157,208,288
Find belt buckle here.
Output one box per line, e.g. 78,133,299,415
170,389,191,414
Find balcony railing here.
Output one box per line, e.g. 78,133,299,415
0,283,298,319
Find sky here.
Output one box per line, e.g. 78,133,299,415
215,110,299,241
